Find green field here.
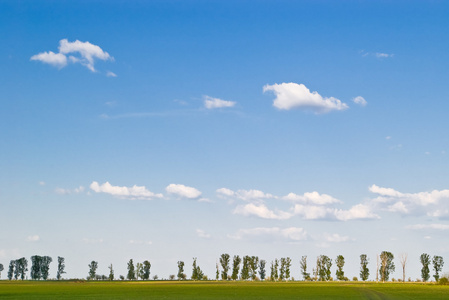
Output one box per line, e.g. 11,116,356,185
0,281,448,299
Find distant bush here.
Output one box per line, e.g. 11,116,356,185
439,277,449,285
169,275,175,280
352,277,358,281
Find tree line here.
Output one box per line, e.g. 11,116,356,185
0,252,444,282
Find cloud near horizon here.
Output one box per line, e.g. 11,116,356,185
263,82,348,113
228,227,308,241
31,39,114,72
166,183,202,199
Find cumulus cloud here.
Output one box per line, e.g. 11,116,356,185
204,96,236,109
352,96,367,106
30,51,67,68
233,203,292,220
27,235,40,242
31,39,114,73
196,229,211,239
229,227,308,241
263,82,348,113
90,181,163,200
166,184,202,199
406,224,449,230
283,191,342,205
369,184,449,218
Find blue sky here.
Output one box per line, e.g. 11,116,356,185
1,0,449,280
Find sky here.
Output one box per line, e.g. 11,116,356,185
1,0,449,281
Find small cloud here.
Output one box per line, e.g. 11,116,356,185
385,136,392,140
323,233,353,243
31,39,113,72
233,203,292,220
55,186,85,195
375,52,394,58
283,191,341,205
352,96,367,106
106,71,117,77
196,229,211,239
90,181,163,200
263,82,348,113
39,181,46,186
27,235,40,242
203,95,236,109
165,184,202,199
198,198,213,203
424,236,432,239
174,99,188,106
104,101,117,107
425,152,431,155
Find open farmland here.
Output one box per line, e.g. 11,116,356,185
0,281,448,300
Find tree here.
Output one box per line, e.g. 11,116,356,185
41,256,52,280
0,263,3,279
216,263,219,280
88,261,98,280
191,257,204,280
127,259,135,280
7,260,14,280
360,254,369,281
259,260,266,281
136,263,143,280
231,255,241,280
279,258,286,281
249,256,259,280
300,256,310,280
399,253,407,283
241,256,250,280
432,256,444,282
317,255,332,281
57,257,66,280
285,257,292,280
177,261,185,280
15,258,28,280
108,264,114,281
219,253,230,280
420,253,431,282
31,256,42,280
335,255,345,281
379,251,395,282
274,259,279,281
143,260,151,280
376,255,379,282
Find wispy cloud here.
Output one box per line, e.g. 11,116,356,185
196,229,211,239
352,96,367,106
406,224,449,230
31,39,114,73
27,235,40,242
263,82,348,113
203,95,236,109
55,186,85,195
90,181,163,200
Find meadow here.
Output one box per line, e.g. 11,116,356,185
0,281,448,299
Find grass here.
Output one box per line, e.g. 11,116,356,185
0,280,448,299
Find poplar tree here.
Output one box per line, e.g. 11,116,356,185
335,255,345,281
88,261,98,280
420,253,430,282
360,254,369,281
259,260,266,281
127,259,135,280
177,261,185,280
219,253,230,280
57,257,66,280
300,256,310,280
433,256,444,282
231,255,241,280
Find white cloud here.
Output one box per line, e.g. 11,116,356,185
106,71,117,77
166,183,202,199
30,51,67,68
55,186,85,195
229,227,308,241
196,229,211,239
406,224,449,230
39,181,46,186
233,203,292,220
31,39,114,73
369,184,449,218
283,191,341,205
352,96,367,106
90,181,163,200
217,188,275,202
263,82,348,113
27,235,40,242
204,96,236,109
